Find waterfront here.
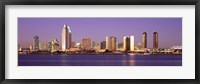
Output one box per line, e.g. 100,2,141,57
18,54,182,66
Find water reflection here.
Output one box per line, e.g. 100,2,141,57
18,54,182,66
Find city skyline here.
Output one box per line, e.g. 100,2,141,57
18,18,182,48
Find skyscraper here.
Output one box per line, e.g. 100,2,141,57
106,36,112,50
153,32,158,49
82,38,92,50
130,36,135,51
62,24,72,51
123,36,130,51
106,36,116,51
142,32,147,48
33,35,39,51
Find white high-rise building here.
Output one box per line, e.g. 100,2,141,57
130,36,135,51
62,24,72,51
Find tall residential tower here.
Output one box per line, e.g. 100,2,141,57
153,32,158,49
142,32,147,48
130,36,135,51
123,36,130,51
106,36,116,51
62,24,72,51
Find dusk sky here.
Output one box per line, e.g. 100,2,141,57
18,18,182,48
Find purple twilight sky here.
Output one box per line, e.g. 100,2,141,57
18,18,182,48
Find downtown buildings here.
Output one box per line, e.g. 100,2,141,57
123,36,134,51
23,24,161,53
62,24,72,51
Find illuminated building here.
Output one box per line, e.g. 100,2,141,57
29,45,33,52
142,32,147,48
62,24,72,51
130,36,135,51
52,38,59,52
111,37,117,51
123,36,130,51
75,43,81,48
82,38,92,50
106,37,111,50
106,36,116,51
153,32,158,49
33,35,39,51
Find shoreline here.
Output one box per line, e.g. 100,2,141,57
18,53,182,55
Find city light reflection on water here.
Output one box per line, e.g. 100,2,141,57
18,54,182,66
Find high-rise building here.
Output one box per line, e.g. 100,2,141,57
142,32,147,48
123,36,130,51
106,36,116,51
153,32,158,49
33,35,39,51
82,38,92,50
52,38,59,51
100,41,106,49
130,36,135,51
62,24,72,51
46,41,52,51
106,37,112,50
111,37,117,51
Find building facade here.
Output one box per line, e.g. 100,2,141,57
62,24,72,51
52,38,59,52
46,41,52,51
123,36,130,51
153,32,158,49
130,36,135,51
142,32,147,48
33,35,39,51
106,36,116,51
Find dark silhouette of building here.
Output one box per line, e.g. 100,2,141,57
123,36,130,51
142,32,147,48
153,32,158,48
100,41,106,49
